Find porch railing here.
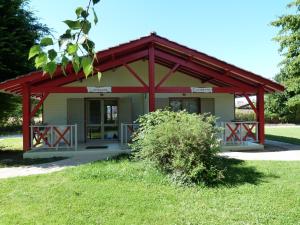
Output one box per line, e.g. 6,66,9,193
218,121,258,145
30,124,78,150
120,121,258,146
120,123,139,145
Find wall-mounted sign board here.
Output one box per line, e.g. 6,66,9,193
87,87,112,93
190,87,213,93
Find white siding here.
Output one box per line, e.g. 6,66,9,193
43,60,235,128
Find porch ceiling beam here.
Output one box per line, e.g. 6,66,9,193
30,93,49,118
155,63,180,89
31,86,148,93
33,50,148,89
243,93,258,115
156,86,257,93
124,63,148,87
201,77,214,83
155,50,254,89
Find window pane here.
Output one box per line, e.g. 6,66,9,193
89,100,101,124
183,99,199,113
104,126,118,140
104,100,118,124
170,99,182,111
170,98,199,113
87,126,102,139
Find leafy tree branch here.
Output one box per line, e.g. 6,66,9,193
28,0,101,79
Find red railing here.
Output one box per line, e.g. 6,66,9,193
220,122,258,144
30,125,77,150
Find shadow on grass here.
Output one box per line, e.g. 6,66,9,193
266,134,300,145
110,153,279,188
214,157,279,187
0,150,65,168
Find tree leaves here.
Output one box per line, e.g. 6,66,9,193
34,53,47,68
67,44,78,55
97,71,102,82
48,49,57,61
268,0,300,122
72,55,81,74
44,61,57,76
93,8,98,24
63,20,81,30
29,0,101,80
28,45,41,59
82,39,95,52
92,0,101,5
81,56,93,77
75,7,84,17
81,20,91,34
40,37,53,46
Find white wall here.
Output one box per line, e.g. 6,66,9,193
44,60,234,128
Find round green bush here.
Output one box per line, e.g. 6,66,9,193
131,110,223,185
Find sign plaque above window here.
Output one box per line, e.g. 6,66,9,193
87,87,112,93
190,87,213,93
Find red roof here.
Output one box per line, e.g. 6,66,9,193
0,33,284,97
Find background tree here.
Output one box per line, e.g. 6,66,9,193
267,0,300,123
0,0,49,124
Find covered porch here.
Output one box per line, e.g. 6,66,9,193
23,121,263,159
0,34,284,157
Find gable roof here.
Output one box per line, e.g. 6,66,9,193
0,33,284,97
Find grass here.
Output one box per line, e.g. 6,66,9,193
266,126,300,145
0,157,299,225
0,137,64,168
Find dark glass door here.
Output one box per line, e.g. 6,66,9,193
86,99,118,141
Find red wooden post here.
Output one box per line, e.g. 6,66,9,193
22,83,31,151
257,87,265,144
148,45,155,112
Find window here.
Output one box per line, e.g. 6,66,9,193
169,98,200,113
200,98,215,115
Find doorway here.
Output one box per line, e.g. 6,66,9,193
85,99,119,142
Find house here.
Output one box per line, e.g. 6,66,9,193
0,33,284,158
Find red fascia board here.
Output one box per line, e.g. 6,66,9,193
0,33,284,93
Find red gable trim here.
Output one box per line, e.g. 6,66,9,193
0,33,284,95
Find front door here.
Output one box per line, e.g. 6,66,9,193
86,99,119,142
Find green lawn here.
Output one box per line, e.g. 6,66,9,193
265,126,300,145
0,138,64,168
0,158,299,225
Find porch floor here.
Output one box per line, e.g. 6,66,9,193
24,141,263,159
24,143,130,159
221,142,264,151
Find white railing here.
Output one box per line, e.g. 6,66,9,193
30,124,78,150
120,121,259,146
218,121,258,145
120,123,139,145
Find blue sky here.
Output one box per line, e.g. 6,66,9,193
30,0,291,79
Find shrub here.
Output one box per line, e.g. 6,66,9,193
131,110,223,185
235,109,255,121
